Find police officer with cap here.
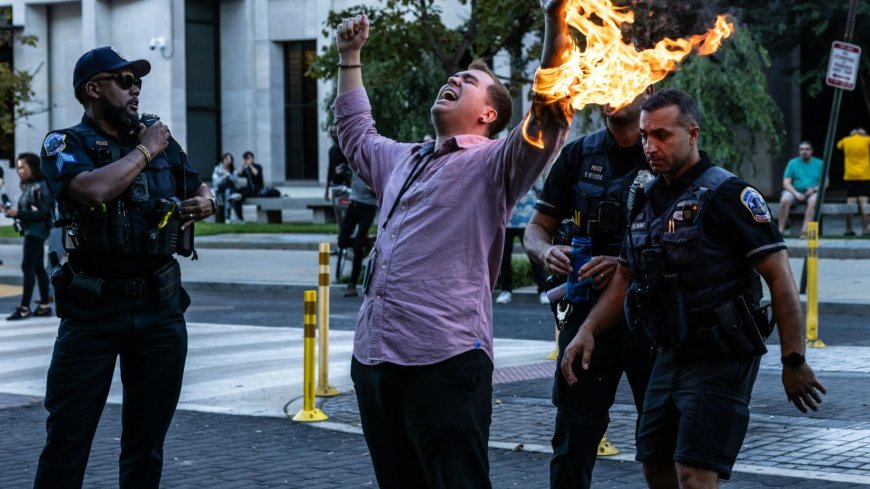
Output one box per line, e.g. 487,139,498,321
561,89,826,487
34,46,215,488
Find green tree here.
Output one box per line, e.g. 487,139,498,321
724,0,870,117
309,0,542,141
1,8,38,158
311,0,784,172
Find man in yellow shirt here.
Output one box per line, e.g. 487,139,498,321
837,128,870,236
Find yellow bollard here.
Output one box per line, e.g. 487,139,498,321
546,326,559,360
292,290,328,422
316,243,339,397
597,433,620,456
805,222,826,348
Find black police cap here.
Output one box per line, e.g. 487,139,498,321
73,46,151,90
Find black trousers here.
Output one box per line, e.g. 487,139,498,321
21,234,49,307
34,284,190,489
351,349,494,489
337,201,377,286
550,312,653,489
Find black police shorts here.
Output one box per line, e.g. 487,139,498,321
844,180,870,198
635,348,761,479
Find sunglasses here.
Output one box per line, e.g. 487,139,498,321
91,73,143,90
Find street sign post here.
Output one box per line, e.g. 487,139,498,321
826,41,862,91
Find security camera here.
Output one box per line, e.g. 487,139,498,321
149,37,165,51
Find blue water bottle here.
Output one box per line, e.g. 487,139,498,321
565,236,592,303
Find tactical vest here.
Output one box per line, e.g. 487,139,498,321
627,166,762,318
57,120,187,256
571,129,645,256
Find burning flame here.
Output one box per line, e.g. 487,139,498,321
523,0,735,148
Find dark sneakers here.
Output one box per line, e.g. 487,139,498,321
7,307,31,320
34,304,53,317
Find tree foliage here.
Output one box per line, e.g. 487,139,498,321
310,0,784,171
724,0,870,117
309,0,541,141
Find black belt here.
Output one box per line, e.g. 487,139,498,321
69,260,180,300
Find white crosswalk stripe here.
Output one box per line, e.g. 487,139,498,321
0,319,554,417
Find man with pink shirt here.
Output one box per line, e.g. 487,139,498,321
333,2,571,487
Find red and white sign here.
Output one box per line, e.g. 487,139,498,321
826,41,862,91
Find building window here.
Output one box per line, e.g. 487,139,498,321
0,7,15,162
284,41,317,180
185,0,221,178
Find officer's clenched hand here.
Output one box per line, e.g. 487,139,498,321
560,326,594,385
579,255,618,290
138,121,170,156
782,363,826,413
179,196,213,229
543,245,572,276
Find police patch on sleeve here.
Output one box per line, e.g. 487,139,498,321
43,133,66,156
44,132,77,172
740,187,771,223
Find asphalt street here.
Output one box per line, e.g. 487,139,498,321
2,249,869,487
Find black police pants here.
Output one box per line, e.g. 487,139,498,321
551,315,652,489
34,288,189,489
337,201,377,286
351,349,493,489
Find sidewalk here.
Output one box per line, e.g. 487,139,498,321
1,234,867,311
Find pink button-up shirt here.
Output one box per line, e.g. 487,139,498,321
334,88,567,366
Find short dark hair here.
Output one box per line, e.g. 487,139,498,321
74,83,88,106
17,152,42,181
467,59,512,137
799,141,813,150
640,89,701,129
243,151,254,160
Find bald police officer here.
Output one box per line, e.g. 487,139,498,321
34,46,215,488
562,89,826,488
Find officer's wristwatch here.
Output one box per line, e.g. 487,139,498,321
207,196,218,215
781,352,806,369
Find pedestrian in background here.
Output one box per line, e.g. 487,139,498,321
777,141,823,238
495,184,548,305
525,88,654,489
325,126,352,201
837,128,870,236
5,152,53,320
562,89,826,488
212,152,244,223
33,46,215,488
333,2,571,486
338,169,377,297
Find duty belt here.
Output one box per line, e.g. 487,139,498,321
69,260,181,300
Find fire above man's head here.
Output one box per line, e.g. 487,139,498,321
522,0,734,148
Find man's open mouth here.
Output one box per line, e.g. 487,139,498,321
438,88,458,102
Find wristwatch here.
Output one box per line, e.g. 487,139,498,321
208,196,218,215
781,352,806,369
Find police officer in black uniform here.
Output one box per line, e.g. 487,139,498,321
525,89,654,489
34,46,216,489
562,89,827,488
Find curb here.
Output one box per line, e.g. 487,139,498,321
0,275,866,315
